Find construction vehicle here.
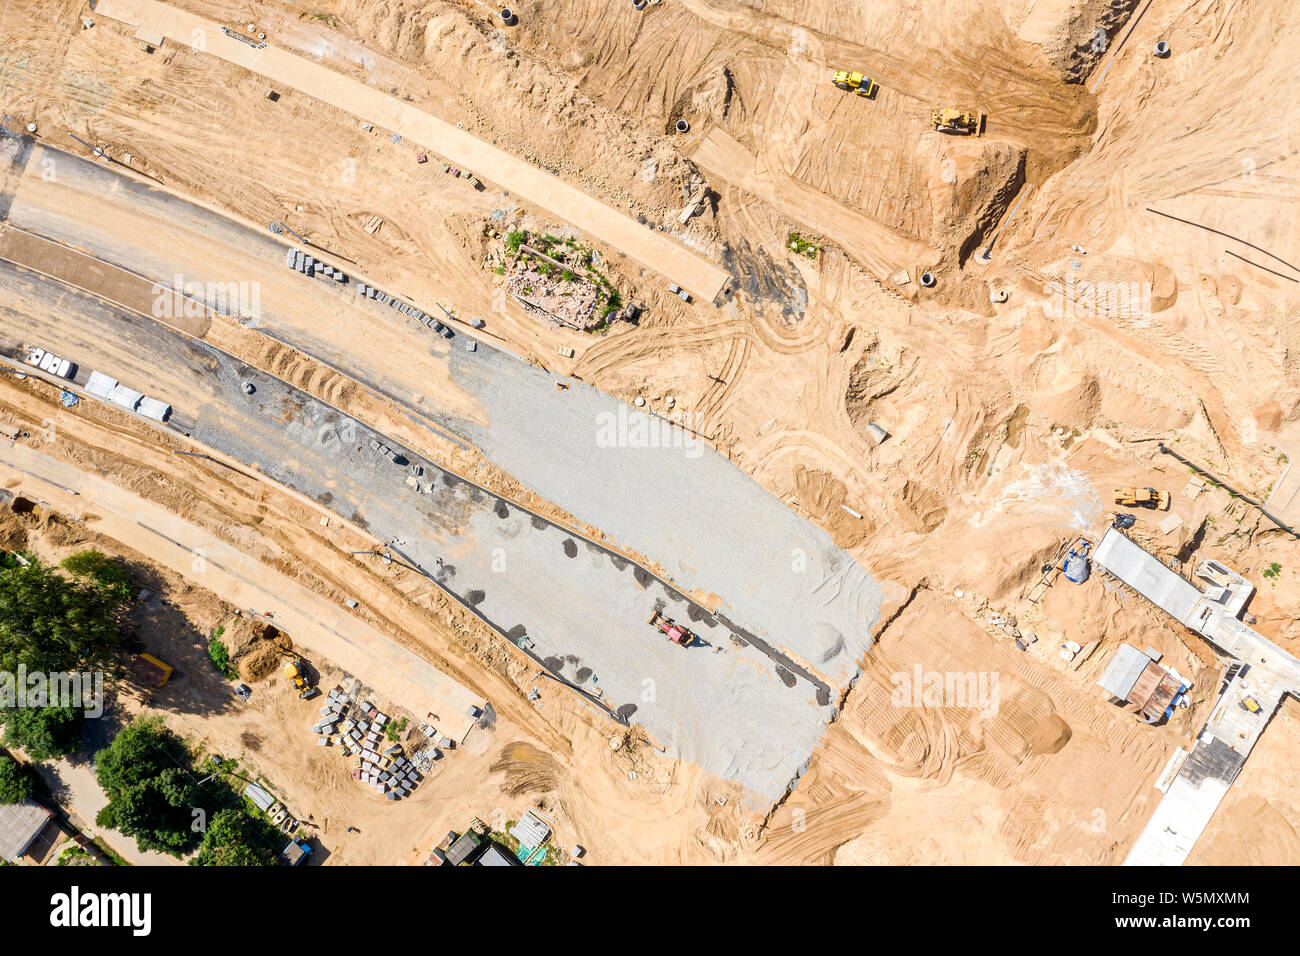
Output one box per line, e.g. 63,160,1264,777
647,609,694,648
1114,487,1171,511
931,107,984,136
129,654,173,689
280,838,312,866
1240,695,1262,715
275,647,315,693
282,657,308,690
832,70,877,98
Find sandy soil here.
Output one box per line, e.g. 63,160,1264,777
0,0,1297,863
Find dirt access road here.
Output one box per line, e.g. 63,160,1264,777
0,440,485,738
90,0,731,303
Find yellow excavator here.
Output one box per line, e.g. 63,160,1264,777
931,107,984,136
1114,487,1171,511
832,70,877,98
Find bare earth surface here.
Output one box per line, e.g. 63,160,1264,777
0,0,1296,864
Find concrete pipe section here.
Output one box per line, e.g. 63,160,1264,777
990,289,1008,303
920,271,936,287
633,0,648,8
1154,40,1171,57
675,119,690,133
499,7,517,24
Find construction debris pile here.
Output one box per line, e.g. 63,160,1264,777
308,682,429,801
506,258,601,330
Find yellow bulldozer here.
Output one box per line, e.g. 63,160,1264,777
931,107,984,136
832,70,877,98
1114,487,1171,511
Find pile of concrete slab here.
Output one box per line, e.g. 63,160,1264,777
354,283,455,340
284,247,348,284
367,437,399,463
309,685,426,800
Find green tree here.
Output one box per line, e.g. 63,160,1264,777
0,558,122,673
1,705,83,761
208,633,235,679
192,808,280,867
0,754,34,805
94,718,202,856
60,550,134,605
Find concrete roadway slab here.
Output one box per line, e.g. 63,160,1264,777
0,262,832,801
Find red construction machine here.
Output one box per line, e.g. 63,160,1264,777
648,609,694,648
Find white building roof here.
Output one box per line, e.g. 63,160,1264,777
509,810,551,849
1097,643,1152,700
1094,529,1201,625
0,800,52,863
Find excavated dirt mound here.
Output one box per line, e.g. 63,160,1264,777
238,640,283,683
490,741,562,797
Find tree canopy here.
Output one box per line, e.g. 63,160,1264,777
59,550,135,605
94,718,282,863
94,718,202,856
192,808,280,867
0,753,34,805
0,557,123,674
1,705,83,762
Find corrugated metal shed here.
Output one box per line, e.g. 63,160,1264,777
244,782,275,812
446,831,481,866
476,844,517,866
138,397,171,422
85,371,118,400
109,384,144,412
1097,643,1152,700
509,810,551,849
